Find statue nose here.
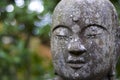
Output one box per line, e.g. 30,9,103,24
68,40,87,55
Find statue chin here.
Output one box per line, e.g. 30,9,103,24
53,57,111,80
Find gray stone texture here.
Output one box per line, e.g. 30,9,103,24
51,0,120,80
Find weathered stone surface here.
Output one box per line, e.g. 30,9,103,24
51,0,120,80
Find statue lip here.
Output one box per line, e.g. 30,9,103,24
67,63,84,69
66,59,85,69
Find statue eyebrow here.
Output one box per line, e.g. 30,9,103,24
52,25,72,32
82,24,109,33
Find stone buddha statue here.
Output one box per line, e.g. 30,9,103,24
51,0,120,80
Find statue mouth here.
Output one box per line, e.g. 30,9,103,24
66,59,85,69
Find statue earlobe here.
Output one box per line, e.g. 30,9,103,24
109,63,116,80
109,26,120,80
116,27,120,59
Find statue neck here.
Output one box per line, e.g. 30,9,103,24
53,75,115,80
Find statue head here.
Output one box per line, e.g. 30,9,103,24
51,0,120,80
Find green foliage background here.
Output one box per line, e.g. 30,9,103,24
0,0,119,80
0,0,60,80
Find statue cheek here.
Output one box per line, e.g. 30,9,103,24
94,39,105,48
86,38,106,48
84,39,106,54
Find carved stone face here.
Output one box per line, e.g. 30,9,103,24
51,0,119,80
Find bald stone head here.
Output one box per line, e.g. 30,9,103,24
51,0,119,80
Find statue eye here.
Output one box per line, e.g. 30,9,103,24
86,34,100,39
84,26,104,39
53,27,70,39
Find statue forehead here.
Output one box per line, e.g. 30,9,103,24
52,0,116,31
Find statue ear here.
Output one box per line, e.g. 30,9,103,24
109,62,116,80
115,27,120,60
